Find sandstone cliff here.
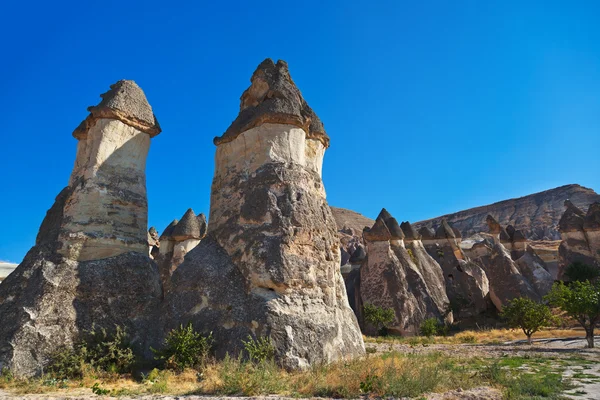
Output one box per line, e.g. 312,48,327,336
415,184,600,240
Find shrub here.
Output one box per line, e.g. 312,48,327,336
419,318,440,337
242,335,275,363
153,323,213,371
363,303,395,336
564,261,600,283
500,297,553,344
47,325,135,379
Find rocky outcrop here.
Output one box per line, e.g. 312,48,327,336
148,227,159,258
0,81,162,376
167,59,364,369
558,201,600,279
360,210,451,335
420,221,490,318
415,184,600,240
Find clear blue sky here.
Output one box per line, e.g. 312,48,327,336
1,0,599,263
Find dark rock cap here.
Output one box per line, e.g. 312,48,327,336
363,217,391,242
215,59,329,148
197,213,208,238
558,200,586,232
385,217,405,240
73,80,161,139
376,208,393,222
506,225,516,241
435,219,456,239
159,219,179,240
499,229,511,242
584,202,600,231
512,229,527,242
485,215,503,234
349,245,367,263
400,221,421,241
451,226,462,239
172,209,202,241
419,226,435,240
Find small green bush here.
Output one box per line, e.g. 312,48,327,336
242,335,275,363
47,325,135,379
564,261,599,282
419,318,440,337
363,303,395,336
153,323,213,371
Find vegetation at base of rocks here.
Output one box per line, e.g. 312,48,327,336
47,325,135,379
546,280,600,348
241,335,275,363
564,261,600,283
419,317,450,337
500,297,554,344
1,350,585,399
363,303,395,336
152,323,213,371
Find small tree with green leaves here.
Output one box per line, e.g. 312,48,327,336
363,303,395,336
564,261,600,283
546,281,600,348
500,297,553,345
152,323,213,371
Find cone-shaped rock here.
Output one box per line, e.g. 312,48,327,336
400,221,421,241
419,226,435,240
215,58,329,148
435,219,456,239
0,81,162,376
167,60,364,369
172,209,201,241
160,219,179,240
197,213,208,238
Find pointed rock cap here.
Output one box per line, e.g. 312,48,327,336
197,213,208,238
512,229,527,242
159,219,179,240
506,225,516,241
485,215,503,234
385,217,405,240
73,80,161,139
559,200,586,232
435,219,456,239
400,221,421,241
172,209,202,241
376,208,393,222
499,229,511,242
349,245,367,263
419,226,435,240
584,202,600,231
215,59,329,148
363,217,391,242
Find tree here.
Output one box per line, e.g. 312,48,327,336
546,281,600,348
363,303,395,336
500,297,553,345
564,261,600,283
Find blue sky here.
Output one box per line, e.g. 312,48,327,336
1,0,599,263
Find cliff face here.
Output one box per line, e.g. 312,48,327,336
414,184,600,240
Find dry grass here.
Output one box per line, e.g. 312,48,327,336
364,328,583,345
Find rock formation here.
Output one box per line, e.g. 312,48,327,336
360,210,450,335
0,81,162,376
558,201,600,279
420,221,490,318
148,226,160,258
167,59,364,369
415,184,600,240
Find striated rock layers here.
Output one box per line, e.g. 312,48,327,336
415,184,600,240
0,81,162,376
167,59,364,369
360,210,451,335
558,201,600,279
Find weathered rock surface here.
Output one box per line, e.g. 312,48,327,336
360,211,451,335
558,201,600,279
167,59,364,369
421,221,490,318
0,81,162,376
415,184,600,240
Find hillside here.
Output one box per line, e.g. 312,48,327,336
414,184,600,240
330,207,374,233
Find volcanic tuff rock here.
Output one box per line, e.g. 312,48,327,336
167,59,364,369
361,210,451,335
0,81,162,376
415,184,600,240
558,201,600,279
